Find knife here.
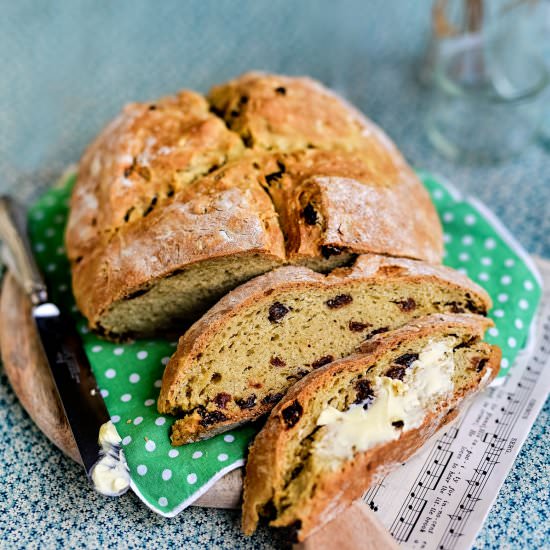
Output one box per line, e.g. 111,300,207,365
0,195,129,496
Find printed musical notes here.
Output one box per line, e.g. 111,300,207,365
359,290,550,550
388,429,458,543
436,305,550,550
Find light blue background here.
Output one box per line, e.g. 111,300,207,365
1,2,548,548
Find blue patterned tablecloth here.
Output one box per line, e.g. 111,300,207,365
1,2,548,548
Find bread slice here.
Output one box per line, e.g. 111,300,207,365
241,314,500,540
158,255,491,444
67,73,443,339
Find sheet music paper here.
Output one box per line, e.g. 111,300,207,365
362,258,550,550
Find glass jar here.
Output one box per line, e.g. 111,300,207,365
424,0,549,162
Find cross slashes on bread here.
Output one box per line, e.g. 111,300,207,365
241,314,500,541
66,72,442,338
158,254,491,444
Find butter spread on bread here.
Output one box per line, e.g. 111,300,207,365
314,339,455,466
241,314,500,541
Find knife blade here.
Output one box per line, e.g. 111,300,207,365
33,301,111,473
0,195,129,496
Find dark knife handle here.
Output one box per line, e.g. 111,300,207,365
0,196,48,304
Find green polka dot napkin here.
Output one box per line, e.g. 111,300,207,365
26,171,541,516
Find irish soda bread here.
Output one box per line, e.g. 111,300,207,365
66,72,443,338
241,314,500,540
158,255,491,444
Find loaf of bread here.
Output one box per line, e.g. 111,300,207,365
158,255,491,444
241,314,500,540
66,72,443,338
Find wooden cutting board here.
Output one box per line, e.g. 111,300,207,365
0,272,242,508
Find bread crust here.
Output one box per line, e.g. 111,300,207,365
158,255,492,441
66,91,245,260
209,72,442,265
71,155,287,331
241,314,500,540
67,73,443,336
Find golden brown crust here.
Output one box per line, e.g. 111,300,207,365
158,255,492,429
209,72,394,154
71,156,286,330
241,314,500,539
209,73,442,264
67,73,443,337
66,91,245,260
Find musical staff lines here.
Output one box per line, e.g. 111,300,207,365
436,311,549,550
356,282,550,550
388,427,459,543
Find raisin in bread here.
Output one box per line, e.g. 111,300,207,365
66,72,442,338
241,314,500,540
158,255,491,444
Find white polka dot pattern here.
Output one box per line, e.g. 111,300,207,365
485,238,496,249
